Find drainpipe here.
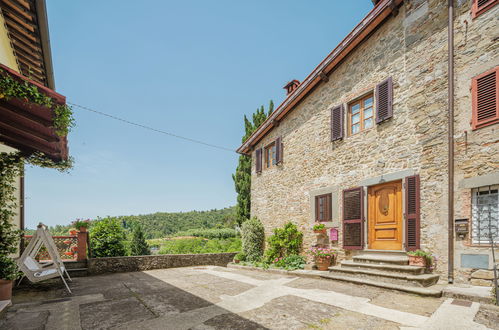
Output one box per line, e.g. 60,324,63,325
447,0,455,284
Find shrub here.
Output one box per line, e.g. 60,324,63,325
0,255,19,280
234,252,246,261
174,228,238,239
272,254,306,270
158,238,241,254
91,217,127,257
241,217,265,262
130,225,150,256
265,222,303,262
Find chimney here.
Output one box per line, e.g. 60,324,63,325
283,80,300,95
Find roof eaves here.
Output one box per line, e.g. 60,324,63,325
237,0,402,155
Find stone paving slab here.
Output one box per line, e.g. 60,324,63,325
0,266,494,330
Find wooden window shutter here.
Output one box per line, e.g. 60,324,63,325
472,0,498,18
275,137,283,164
472,67,499,129
342,187,364,250
405,175,420,251
375,77,393,124
331,105,344,141
255,148,262,173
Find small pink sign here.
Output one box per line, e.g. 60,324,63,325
329,228,338,241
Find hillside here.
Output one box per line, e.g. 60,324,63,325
26,207,236,239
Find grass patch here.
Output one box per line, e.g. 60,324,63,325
158,237,241,254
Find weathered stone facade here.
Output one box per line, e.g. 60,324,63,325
249,0,498,284
88,253,237,275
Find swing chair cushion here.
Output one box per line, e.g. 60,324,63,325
22,256,65,278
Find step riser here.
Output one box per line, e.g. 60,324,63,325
67,269,88,277
329,269,438,287
64,261,88,270
340,263,424,275
352,257,408,265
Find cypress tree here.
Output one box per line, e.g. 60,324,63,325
233,100,274,226
130,224,150,256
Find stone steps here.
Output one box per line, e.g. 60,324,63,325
327,252,442,295
340,260,425,275
320,273,443,297
64,260,88,277
328,266,439,287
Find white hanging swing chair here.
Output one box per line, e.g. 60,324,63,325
16,223,72,294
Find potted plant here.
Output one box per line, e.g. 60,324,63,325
308,247,336,271
0,256,19,300
313,223,327,234
407,250,433,268
72,219,90,233
233,252,246,264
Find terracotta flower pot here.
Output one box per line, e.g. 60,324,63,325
315,257,331,271
408,255,426,267
234,259,240,264
313,229,327,234
69,230,77,236
0,279,13,300
64,252,74,256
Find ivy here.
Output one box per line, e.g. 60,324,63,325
0,68,75,137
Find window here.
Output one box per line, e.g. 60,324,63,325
349,94,374,135
472,185,499,244
264,142,276,168
472,0,498,18
472,67,498,130
315,193,332,222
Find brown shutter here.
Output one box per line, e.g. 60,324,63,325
326,193,332,221
405,175,420,251
472,0,498,18
471,67,498,129
331,105,344,141
275,137,283,164
255,148,262,173
375,77,393,124
343,187,364,250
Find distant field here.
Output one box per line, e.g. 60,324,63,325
147,236,241,255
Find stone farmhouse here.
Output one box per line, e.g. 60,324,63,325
237,0,498,287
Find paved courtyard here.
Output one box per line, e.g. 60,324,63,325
1,266,497,330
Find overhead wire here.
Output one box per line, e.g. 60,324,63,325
68,102,236,153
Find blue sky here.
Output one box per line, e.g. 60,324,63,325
25,0,374,228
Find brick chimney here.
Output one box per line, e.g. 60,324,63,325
283,80,300,95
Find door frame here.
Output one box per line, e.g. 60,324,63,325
364,179,406,251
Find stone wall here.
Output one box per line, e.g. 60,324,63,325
88,253,237,275
249,0,499,284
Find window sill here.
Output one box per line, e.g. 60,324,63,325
472,117,499,130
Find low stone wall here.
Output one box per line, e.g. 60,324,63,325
87,252,237,275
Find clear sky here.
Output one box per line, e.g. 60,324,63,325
25,0,374,228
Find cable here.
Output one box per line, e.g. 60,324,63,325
68,102,236,153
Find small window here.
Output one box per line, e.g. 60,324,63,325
264,142,276,168
471,185,499,245
472,0,498,19
348,94,374,135
315,193,332,222
472,67,498,130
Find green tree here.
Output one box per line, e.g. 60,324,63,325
241,217,265,262
233,101,274,225
90,217,127,257
130,225,150,256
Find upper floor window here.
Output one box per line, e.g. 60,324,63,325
471,66,498,130
349,94,374,135
315,193,332,222
265,142,276,168
472,0,498,18
472,185,499,244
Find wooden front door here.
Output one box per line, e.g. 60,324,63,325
368,180,403,250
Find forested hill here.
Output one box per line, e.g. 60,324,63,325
27,207,236,239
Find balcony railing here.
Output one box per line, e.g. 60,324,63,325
23,230,88,261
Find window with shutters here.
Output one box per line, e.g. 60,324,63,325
315,193,332,222
348,94,374,135
472,0,498,18
264,142,276,168
471,185,499,245
472,67,499,130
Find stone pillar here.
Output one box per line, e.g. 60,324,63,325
76,231,88,261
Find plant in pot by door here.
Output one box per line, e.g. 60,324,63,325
312,223,327,234
72,219,90,232
0,256,20,300
407,250,433,268
308,247,336,271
